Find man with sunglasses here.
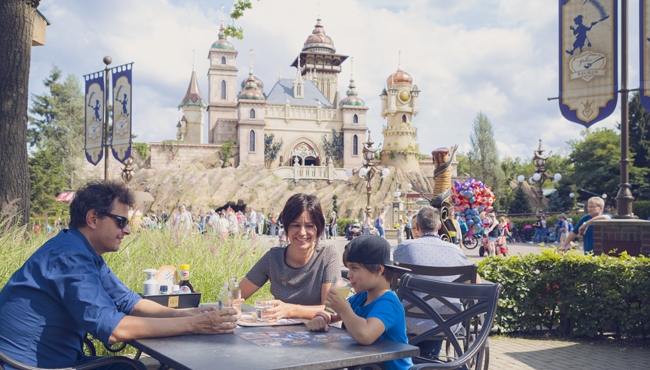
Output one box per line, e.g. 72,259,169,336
0,181,237,370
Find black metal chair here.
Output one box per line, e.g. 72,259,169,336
396,274,502,370
0,349,141,370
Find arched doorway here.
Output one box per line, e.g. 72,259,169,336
289,141,320,166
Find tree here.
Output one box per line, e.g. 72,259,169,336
29,148,66,215
625,92,650,169
455,152,470,176
0,0,40,224
566,128,649,201
264,133,283,169
508,183,532,214
322,129,344,167
545,191,565,213
467,112,506,209
28,66,85,190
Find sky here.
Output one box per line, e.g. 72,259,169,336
29,0,641,160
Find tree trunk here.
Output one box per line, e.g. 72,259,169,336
0,0,39,224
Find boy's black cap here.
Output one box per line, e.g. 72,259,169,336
345,235,411,271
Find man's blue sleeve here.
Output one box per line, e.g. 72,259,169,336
572,215,590,234
46,254,128,345
100,263,141,314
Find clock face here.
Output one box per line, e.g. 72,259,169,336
399,90,410,103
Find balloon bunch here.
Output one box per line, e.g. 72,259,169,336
451,178,496,230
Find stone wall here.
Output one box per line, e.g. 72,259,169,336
78,149,149,182
592,219,650,256
149,142,239,170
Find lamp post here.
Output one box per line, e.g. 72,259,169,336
517,139,562,215
346,132,390,220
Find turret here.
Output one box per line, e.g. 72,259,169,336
178,67,207,144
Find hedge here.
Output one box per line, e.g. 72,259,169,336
633,200,650,220
478,250,650,337
508,213,585,231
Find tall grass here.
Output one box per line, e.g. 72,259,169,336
0,210,272,357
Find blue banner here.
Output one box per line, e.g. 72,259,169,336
84,71,105,165
111,63,133,163
640,0,650,111
559,0,617,127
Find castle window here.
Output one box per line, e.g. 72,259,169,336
297,85,302,96
250,109,256,119
402,114,407,123
221,80,226,100
249,130,256,152
221,56,226,65
353,114,358,124
353,135,359,156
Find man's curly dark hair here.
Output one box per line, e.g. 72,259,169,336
69,181,135,229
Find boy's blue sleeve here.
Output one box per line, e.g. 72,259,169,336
367,297,400,332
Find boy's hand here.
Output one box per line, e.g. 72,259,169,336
325,288,350,314
305,315,329,332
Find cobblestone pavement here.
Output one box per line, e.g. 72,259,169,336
489,337,650,370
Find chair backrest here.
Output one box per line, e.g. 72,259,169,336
396,274,503,369
390,262,479,291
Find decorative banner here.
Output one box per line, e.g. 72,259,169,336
111,63,133,163
84,71,105,165
559,0,617,127
640,0,650,111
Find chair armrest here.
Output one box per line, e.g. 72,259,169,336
0,350,140,370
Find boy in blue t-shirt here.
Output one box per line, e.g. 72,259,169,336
306,235,413,370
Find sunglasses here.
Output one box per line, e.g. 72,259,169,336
98,212,130,229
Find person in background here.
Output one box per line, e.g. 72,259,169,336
377,209,386,239
498,216,508,246
448,212,458,245
329,211,338,240
323,212,329,241
557,214,569,245
559,197,611,254
0,181,237,370
257,211,264,235
540,215,548,244
250,208,257,236
228,208,239,235
363,213,372,236
270,213,278,237
218,211,229,239
410,213,420,239
178,205,192,232
405,210,414,239
457,213,467,248
531,215,543,245
392,207,479,361
306,236,413,370
485,213,499,256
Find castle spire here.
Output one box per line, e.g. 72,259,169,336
220,4,225,28
179,69,207,108
398,50,401,70
249,49,254,75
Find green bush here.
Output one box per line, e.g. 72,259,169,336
337,218,354,236
633,200,650,219
478,250,650,337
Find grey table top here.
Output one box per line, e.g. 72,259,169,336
129,324,419,370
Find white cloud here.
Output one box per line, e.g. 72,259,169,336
31,0,633,160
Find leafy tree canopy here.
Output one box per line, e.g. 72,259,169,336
467,112,506,209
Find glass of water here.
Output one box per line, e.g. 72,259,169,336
325,276,351,315
254,297,274,323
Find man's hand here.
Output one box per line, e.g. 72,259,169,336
324,289,350,315
192,309,238,334
193,306,219,315
578,223,588,235
306,315,329,332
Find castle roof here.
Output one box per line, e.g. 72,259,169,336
302,18,335,53
179,70,207,108
266,79,333,107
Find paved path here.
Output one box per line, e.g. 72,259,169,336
489,337,649,370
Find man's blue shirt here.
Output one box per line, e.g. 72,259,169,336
347,291,413,370
573,214,611,254
0,229,141,368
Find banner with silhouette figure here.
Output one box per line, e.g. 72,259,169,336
84,71,105,165
111,63,133,163
640,0,650,111
559,0,617,127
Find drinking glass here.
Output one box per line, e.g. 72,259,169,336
254,297,274,323
325,276,351,315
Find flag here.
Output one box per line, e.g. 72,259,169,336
640,0,650,111
559,0,617,127
84,71,104,165
111,63,133,163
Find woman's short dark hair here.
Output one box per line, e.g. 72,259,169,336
280,193,325,239
69,181,135,229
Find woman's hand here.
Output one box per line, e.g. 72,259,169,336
306,315,329,332
259,300,297,320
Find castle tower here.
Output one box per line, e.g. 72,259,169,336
178,67,207,144
236,50,266,166
380,55,421,171
208,5,239,144
290,18,348,104
339,58,368,169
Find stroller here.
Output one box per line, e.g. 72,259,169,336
478,225,509,257
546,226,557,242
523,225,534,242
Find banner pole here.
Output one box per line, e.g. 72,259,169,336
103,56,112,180
615,0,634,218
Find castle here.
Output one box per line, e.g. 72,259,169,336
166,13,425,174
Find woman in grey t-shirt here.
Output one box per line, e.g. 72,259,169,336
240,193,339,320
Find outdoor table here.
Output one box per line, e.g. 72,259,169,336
129,306,419,370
